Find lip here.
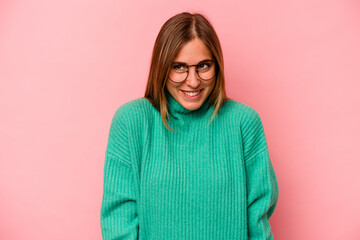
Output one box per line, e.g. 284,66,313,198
181,89,203,92
180,89,203,99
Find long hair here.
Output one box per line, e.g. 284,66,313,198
144,12,228,132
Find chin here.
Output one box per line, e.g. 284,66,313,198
179,99,205,111
176,90,208,109
183,103,202,111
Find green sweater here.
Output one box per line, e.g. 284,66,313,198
100,90,279,240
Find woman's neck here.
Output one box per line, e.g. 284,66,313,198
165,89,214,132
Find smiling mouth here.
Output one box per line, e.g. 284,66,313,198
181,89,203,93
181,89,203,96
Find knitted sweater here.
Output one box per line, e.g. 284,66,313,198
100,90,279,240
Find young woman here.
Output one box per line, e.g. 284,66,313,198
100,12,279,240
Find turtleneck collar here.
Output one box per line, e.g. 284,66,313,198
165,89,214,132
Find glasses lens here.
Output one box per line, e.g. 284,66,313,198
198,61,215,80
168,61,216,82
169,63,187,82
169,72,188,82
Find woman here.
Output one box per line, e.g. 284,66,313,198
100,12,279,239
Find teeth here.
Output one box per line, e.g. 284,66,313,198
183,90,200,96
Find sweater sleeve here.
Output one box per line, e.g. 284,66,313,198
100,107,139,240
241,108,279,240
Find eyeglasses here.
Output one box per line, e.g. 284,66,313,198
168,60,216,83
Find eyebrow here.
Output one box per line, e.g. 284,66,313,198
172,59,213,65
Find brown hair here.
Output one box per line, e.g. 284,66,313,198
144,12,228,132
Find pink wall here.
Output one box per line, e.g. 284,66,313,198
1,0,359,239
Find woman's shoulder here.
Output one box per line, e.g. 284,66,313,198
220,98,265,141
115,97,152,112
221,98,262,122
112,97,155,122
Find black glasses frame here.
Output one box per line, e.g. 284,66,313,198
168,60,217,83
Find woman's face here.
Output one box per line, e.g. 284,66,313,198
166,38,216,111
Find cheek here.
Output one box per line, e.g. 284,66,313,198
205,80,215,90
165,80,171,89
206,81,216,95
166,81,178,92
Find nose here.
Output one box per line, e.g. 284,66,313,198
185,66,200,88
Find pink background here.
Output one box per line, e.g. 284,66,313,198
1,0,360,239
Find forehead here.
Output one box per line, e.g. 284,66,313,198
173,38,212,64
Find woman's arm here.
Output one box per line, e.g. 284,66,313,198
100,107,139,240
241,108,279,240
